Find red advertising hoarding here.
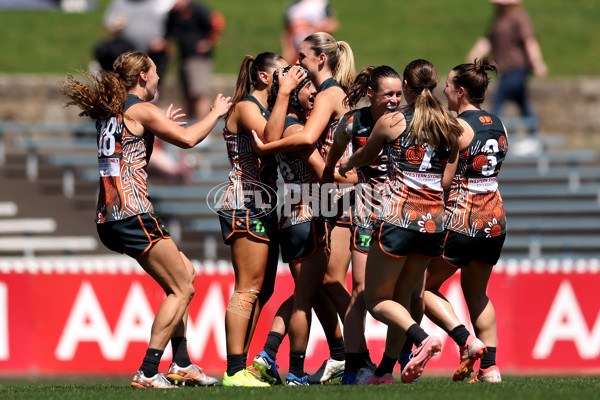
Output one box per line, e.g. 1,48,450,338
0,257,599,376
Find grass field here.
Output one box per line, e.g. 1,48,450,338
1,377,598,400
0,0,598,76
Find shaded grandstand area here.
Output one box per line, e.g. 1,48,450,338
2,117,600,263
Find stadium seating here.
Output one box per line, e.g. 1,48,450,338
2,118,600,261
0,201,98,257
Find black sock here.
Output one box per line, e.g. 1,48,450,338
374,354,396,376
171,337,192,367
406,324,429,347
140,348,163,377
448,325,471,347
344,352,360,374
401,338,414,354
328,337,345,361
289,351,306,377
480,347,496,369
264,331,284,361
358,349,373,369
226,354,245,376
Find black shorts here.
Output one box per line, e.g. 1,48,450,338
443,230,506,268
351,223,374,254
96,213,170,258
279,218,331,263
371,220,444,258
218,209,278,245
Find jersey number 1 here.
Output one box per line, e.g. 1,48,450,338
98,118,118,157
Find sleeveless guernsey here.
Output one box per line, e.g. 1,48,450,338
350,107,389,227
315,77,354,206
277,115,320,228
380,108,452,233
96,94,154,223
315,77,352,161
351,106,389,183
220,95,278,211
444,109,508,238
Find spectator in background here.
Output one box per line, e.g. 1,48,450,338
281,0,339,64
99,1,197,185
467,0,547,150
98,0,173,77
164,0,225,120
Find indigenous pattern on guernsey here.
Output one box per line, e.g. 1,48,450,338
220,95,278,211
444,109,508,238
277,115,320,228
379,107,452,233
315,77,353,163
350,106,389,228
314,77,355,203
96,94,154,223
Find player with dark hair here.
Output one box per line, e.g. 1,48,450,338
325,65,402,384
219,52,288,387
424,57,506,384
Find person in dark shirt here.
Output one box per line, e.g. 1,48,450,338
467,0,547,145
165,0,225,119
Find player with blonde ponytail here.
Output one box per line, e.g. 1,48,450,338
339,59,462,384
253,32,357,384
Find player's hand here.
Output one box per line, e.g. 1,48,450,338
165,104,187,126
278,65,307,95
251,129,267,155
210,93,233,118
338,161,350,178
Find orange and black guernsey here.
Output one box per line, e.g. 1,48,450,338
95,94,154,224
316,77,354,204
220,95,278,211
351,106,389,183
315,77,349,161
350,106,388,227
380,108,452,233
277,115,320,228
444,109,508,238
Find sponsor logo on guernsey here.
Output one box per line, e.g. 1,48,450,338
98,158,120,177
467,177,498,193
403,171,442,191
479,116,493,126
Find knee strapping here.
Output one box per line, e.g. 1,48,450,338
227,290,259,319
370,302,383,320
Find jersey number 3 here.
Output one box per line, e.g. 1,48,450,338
481,139,499,176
